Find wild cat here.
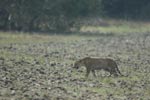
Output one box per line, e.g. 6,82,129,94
74,57,122,77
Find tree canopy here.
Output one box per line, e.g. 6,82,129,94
0,0,150,32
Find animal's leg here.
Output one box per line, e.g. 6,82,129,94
86,68,90,78
113,72,118,77
109,72,113,77
116,67,122,76
92,70,96,77
111,68,118,77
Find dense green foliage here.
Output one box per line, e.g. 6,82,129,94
0,0,150,32
101,0,150,19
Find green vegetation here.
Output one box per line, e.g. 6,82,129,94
0,0,150,32
0,32,150,99
80,19,150,34
0,0,150,99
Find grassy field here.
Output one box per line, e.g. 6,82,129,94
0,21,150,100
80,19,150,35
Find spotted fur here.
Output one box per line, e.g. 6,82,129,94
74,57,122,77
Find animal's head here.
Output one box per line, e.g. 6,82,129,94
73,59,84,69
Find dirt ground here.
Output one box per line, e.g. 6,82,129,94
0,33,150,100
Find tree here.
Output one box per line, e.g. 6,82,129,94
101,0,150,19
